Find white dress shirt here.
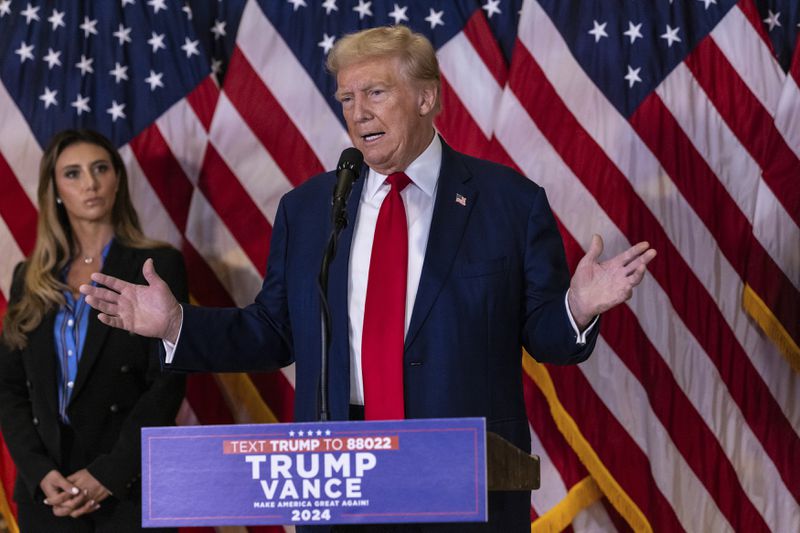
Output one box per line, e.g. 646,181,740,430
347,134,442,404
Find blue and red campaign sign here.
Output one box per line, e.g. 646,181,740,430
142,418,487,527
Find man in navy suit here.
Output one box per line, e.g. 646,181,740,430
82,25,655,532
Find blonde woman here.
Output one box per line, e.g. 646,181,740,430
0,129,186,532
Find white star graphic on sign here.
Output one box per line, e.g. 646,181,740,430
181,37,200,58
298,430,305,437
482,0,501,19
660,24,682,47
325,430,331,436
39,87,58,109
182,4,192,19
145,70,164,90
625,65,642,88
43,48,62,69
353,0,372,19
121,0,136,6
114,24,132,45
15,42,34,63
588,20,608,42
318,33,335,54
425,8,444,29
71,94,91,115
211,20,226,40
698,0,716,10
0,1,11,18
287,0,307,11
21,3,40,24
75,55,94,75
763,10,781,31
289,430,295,437
321,0,337,15
109,62,129,83
107,100,126,122
388,4,408,24
80,16,98,37
147,0,167,13
624,21,643,44
48,9,65,30
316,430,322,436
148,32,166,53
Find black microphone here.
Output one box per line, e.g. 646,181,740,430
331,147,363,228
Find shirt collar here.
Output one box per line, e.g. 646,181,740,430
364,133,442,200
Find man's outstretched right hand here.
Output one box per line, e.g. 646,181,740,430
80,258,182,343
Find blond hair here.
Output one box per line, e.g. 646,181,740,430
327,25,441,113
2,129,165,350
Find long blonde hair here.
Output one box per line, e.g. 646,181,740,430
2,129,164,350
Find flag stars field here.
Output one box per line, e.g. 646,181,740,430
388,4,408,25
625,65,643,88
114,24,133,45
80,16,98,37
39,87,57,109
15,42,34,63
43,48,62,69
353,0,373,20
110,62,129,83
148,0,168,15
661,24,682,47
20,3,39,24
322,0,338,16
624,21,643,44
48,9,65,30
318,33,336,55
425,8,444,29
589,20,609,42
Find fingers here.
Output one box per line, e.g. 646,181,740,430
584,234,604,262
40,470,80,507
142,258,163,286
623,247,657,277
43,486,79,507
79,284,121,303
48,492,83,514
615,241,649,267
89,272,131,293
69,497,99,518
83,295,119,317
97,313,125,329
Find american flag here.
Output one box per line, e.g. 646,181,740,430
1,1,799,532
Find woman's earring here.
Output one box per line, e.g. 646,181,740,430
56,197,62,204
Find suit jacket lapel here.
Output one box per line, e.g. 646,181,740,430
27,312,60,417
405,141,477,350
71,240,132,401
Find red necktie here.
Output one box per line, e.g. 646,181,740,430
362,172,411,420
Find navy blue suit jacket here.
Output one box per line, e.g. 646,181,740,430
168,140,598,531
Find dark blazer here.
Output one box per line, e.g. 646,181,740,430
169,141,599,531
0,241,188,505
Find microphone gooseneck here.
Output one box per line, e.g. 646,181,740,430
318,147,364,421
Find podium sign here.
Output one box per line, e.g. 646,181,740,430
142,418,487,527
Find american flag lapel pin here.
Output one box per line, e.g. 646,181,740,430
455,193,467,206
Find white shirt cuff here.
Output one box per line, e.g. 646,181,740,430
565,289,598,345
162,306,184,364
